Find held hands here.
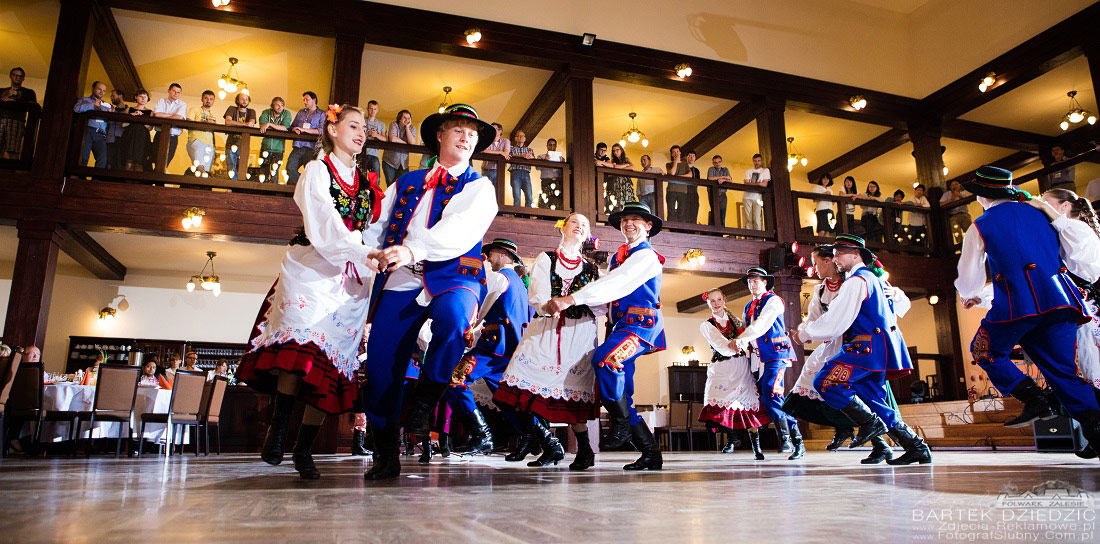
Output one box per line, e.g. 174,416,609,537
541,295,575,317
376,245,414,272
960,295,982,309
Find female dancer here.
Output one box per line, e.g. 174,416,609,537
698,288,770,459
236,104,382,479
495,213,603,470
603,143,637,213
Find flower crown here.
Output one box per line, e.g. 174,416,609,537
326,104,343,123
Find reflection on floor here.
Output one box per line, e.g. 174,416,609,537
1,451,1097,543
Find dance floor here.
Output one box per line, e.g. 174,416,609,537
1,450,1097,543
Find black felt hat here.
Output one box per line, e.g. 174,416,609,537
483,238,522,264
607,201,663,237
961,165,1026,201
740,266,774,291
420,103,497,157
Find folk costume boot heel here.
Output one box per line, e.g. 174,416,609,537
623,422,662,471
775,419,794,454
861,435,894,464
1002,379,1058,428
467,409,495,455
826,427,855,451
364,424,402,481
506,414,542,462
438,432,451,458
527,419,565,467
787,423,806,460
418,436,433,464
749,431,765,460
261,392,296,466
406,381,448,436
599,396,633,450
352,429,370,456
885,423,932,465
569,430,596,471
291,424,322,480
840,398,888,448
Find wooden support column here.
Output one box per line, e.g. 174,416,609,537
908,120,947,190
933,293,967,401
566,69,596,220
756,98,795,244
329,33,364,106
32,0,96,181
3,221,62,350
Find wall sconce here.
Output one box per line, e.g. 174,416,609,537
675,63,693,79
98,306,117,321
211,0,230,6
182,207,205,229
464,28,482,45
928,294,940,305
581,33,597,46
849,95,867,110
681,346,695,356
978,72,996,93
680,248,705,267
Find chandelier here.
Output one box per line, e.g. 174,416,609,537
1059,90,1096,131
618,112,648,148
786,137,807,172
437,86,452,114
216,57,249,100
186,251,222,296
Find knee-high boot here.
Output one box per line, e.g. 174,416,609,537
748,430,764,460
364,423,402,480
569,429,596,471
600,396,632,450
861,434,894,464
505,412,542,462
527,419,565,467
292,424,322,480
405,381,448,436
1002,378,1058,428
261,392,295,466
839,398,888,448
775,418,793,453
885,422,932,465
787,422,806,460
467,408,494,455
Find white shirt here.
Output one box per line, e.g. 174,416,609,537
700,311,737,357
906,196,930,226
1086,177,1100,203
798,265,872,343
294,154,372,267
743,167,770,202
813,185,834,211
477,268,511,322
364,161,499,295
154,97,187,136
954,200,1007,304
736,293,784,343
1051,215,1100,283
569,239,662,308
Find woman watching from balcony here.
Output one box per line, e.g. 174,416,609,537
119,88,153,171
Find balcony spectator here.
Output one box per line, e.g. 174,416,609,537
707,154,732,226
638,154,663,212
683,150,701,223
509,129,535,207
150,83,186,171
742,153,770,230
1047,144,1075,191
905,183,931,246
74,81,111,168
890,189,906,244
603,142,635,213
0,67,38,160
186,90,218,175
480,122,510,184
859,180,884,242
665,145,692,222
537,138,565,210
939,179,972,244
361,99,387,175
284,91,323,185
594,142,612,166
840,175,859,234
119,88,153,171
223,92,257,179
381,109,416,187
812,173,835,235
105,89,127,168
258,96,293,181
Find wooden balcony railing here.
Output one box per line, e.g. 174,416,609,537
791,190,936,254
0,101,43,170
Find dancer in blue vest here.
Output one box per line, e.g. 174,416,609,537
733,268,805,459
798,234,930,465
543,201,666,470
445,238,531,456
955,166,1100,454
360,104,499,480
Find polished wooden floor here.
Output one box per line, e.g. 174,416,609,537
1,449,1097,543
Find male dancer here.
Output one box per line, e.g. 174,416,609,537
544,201,666,470
955,166,1100,450
799,235,930,465
734,268,804,459
446,238,531,455
361,104,499,480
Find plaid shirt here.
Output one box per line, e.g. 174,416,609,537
508,145,532,172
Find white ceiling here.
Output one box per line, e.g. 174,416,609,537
961,55,1098,136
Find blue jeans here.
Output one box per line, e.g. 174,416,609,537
260,150,283,181
482,168,498,184
285,146,315,185
80,127,107,168
226,148,240,179
510,170,532,207
382,161,407,189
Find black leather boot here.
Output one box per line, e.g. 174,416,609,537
505,413,542,462
527,419,565,467
417,436,433,464
1076,410,1100,462
466,409,494,455
861,435,894,464
748,431,764,460
826,426,855,451
352,429,370,456
261,392,296,466
364,424,402,481
599,396,632,450
886,422,932,465
721,430,740,453
623,421,662,470
787,423,806,460
840,398,888,448
291,424,322,480
1003,379,1058,428
775,418,793,453
405,381,448,436
438,432,451,458
569,430,596,471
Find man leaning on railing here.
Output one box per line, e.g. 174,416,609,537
0,67,39,160
73,81,111,168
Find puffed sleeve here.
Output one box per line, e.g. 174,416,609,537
293,159,372,267
528,252,553,312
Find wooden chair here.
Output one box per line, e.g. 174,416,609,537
665,401,694,451
0,345,23,458
138,370,206,458
72,364,142,458
198,376,229,455
7,361,82,455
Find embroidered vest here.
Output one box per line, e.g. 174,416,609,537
834,267,912,377
743,291,793,363
474,267,531,357
607,241,666,351
548,251,599,320
707,310,740,363
290,159,376,245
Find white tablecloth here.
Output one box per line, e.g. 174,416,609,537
25,384,188,444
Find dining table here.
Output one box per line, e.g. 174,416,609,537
24,382,189,446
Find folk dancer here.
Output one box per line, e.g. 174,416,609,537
543,202,666,470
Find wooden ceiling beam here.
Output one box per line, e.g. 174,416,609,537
806,128,910,183
941,119,1055,152
510,70,569,141
56,226,127,281
91,2,143,98
946,150,1040,185
682,100,765,157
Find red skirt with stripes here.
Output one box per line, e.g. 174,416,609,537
494,383,600,425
